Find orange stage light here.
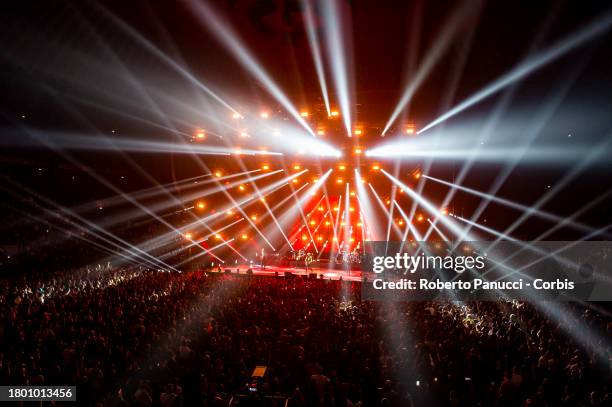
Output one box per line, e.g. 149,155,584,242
184,233,193,240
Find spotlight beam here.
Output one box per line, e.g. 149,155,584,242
3,179,177,271
385,162,400,252
487,134,612,252
321,181,339,252
262,184,310,234
365,145,594,162
184,0,316,136
427,218,449,241
289,194,327,254
451,214,518,241
7,129,282,157
74,172,212,214
174,238,236,267
343,183,351,251
94,2,239,115
381,170,473,240
496,190,612,267
291,174,333,251
382,2,481,134
304,207,331,253
332,194,343,252
418,12,612,134
273,170,333,251
422,174,611,238
302,0,331,115
354,170,381,240
367,183,403,239
7,127,193,270
99,170,283,232
137,170,301,256
223,149,293,250
393,201,422,241
491,222,612,283
9,201,152,269
455,55,594,242
200,171,309,252
321,0,353,135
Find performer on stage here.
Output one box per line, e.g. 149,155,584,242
260,248,266,270
304,252,314,274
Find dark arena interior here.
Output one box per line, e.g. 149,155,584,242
1,1,612,406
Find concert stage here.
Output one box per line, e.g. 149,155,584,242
213,263,364,281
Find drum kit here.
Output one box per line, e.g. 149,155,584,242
336,248,362,265
286,247,362,266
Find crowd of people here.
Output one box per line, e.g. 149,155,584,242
1,266,611,406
